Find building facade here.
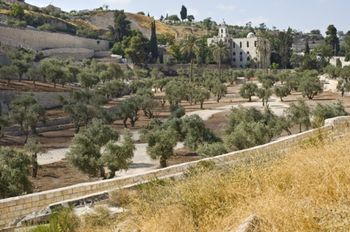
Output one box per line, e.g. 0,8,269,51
208,22,270,68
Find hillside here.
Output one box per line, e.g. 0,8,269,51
0,1,208,41
78,134,350,232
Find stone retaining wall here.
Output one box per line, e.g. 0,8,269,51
0,116,350,229
0,25,109,51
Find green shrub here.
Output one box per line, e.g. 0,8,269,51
197,142,227,157
30,207,80,232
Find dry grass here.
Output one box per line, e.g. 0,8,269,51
111,135,350,232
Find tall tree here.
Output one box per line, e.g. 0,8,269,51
305,37,310,54
149,20,159,63
277,28,293,69
325,25,340,56
109,10,131,42
212,40,229,78
125,33,150,65
180,5,187,21
181,35,198,82
256,32,272,69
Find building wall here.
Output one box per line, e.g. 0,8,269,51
1,116,350,229
0,26,109,51
232,38,258,68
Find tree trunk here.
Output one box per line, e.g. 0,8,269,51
123,118,128,128
299,124,302,133
32,154,38,178
160,156,167,168
100,167,106,179
109,169,116,179
200,102,204,109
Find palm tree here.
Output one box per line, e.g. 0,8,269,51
181,35,199,82
212,40,229,78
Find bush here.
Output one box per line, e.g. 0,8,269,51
0,147,32,199
170,105,185,118
197,142,227,157
31,207,80,232
312,101,347,127
37,23,58,32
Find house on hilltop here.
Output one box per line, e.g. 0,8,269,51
208,22,271,68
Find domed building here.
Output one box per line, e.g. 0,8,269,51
207,22,270,68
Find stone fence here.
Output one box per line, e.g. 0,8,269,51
1,116,350,230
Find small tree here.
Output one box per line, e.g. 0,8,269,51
67,120,132,179
165,80,185,106
10,3,25,19
298,75,323,100
194,86,210,109
256,88,272,106
239,83,258,102
286,100,311,132
147,128,177,168
101,130,135,178
9,95,46,143
274,85,291,101
337,79,350,97
119,96,141,127
0,65,19,85
211,80,227,103
24,138,45,178
0,147,32,199
77,69,99,88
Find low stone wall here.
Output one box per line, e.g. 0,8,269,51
0,116,350,229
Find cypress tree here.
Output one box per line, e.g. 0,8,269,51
180,5,187,21
305,37,310,54
150,21,159,63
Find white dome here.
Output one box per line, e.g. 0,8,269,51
247,32,256,38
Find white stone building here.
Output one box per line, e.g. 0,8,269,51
208,22,270,68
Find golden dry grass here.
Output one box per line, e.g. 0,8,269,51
78,134,350,232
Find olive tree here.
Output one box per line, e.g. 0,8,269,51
274,85,291,101
68,120,134,179
239,83,258,102
119,96,141,128
194,86,210,109
0,65,19,85
286,100,311,132
24,138,45,178
146,128,177,168
8,95,46,143
0,147,32,199
211,80,227,103
256,88,272,106
298,75,323,100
